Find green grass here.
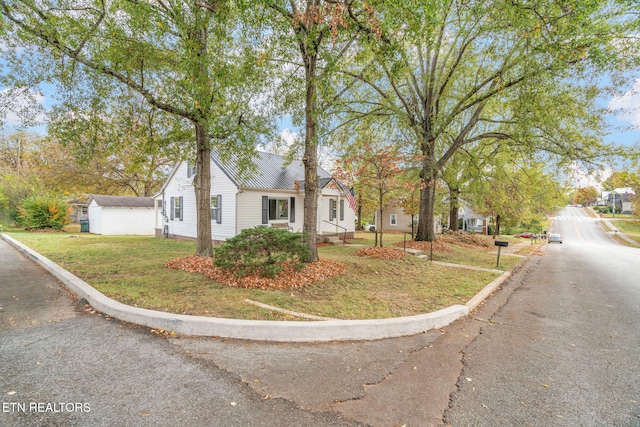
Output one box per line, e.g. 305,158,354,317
5,228,528,321
612,219,640,244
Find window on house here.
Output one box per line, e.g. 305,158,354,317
211,195,221,224
170,196,183,221
81,206,88,216
329,199,337,221
269,198,289,220
390,214,398,226
186,162,197,178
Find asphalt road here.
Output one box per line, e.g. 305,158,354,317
0,238,367,427
444,207,640,426
2,206,639,426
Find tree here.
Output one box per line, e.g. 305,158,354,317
340,0,635,242
261,0,362,261
0,0,269,256
469,151,565,237
573,186,599,206
48,90,188,196
602,171,640,191
337,127,407,247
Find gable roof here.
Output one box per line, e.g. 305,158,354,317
88,195,154,208
211,150,333,190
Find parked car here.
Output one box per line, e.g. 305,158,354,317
548,233,562,244
515,232,533,238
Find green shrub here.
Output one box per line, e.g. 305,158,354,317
214,226,311,278
17,194,71,230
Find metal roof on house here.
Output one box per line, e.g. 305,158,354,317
88,195,155,208
211,150,333,190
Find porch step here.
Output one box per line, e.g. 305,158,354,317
324,236,344,245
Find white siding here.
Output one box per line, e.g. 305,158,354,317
237,190,304,233
100,207,155,235
88,200,102,234
162,162,198,239
319,187,356,234
88,200,155,235
161,160,239,241
210,160,238,241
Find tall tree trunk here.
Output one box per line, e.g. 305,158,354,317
357,189,363,230
377,207,384,248
193,122,212,257
302,55,319,262
449,187,460,231
415,153,438,242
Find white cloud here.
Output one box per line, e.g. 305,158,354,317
608,78,640,128
280,128,298,146
567,162,612,191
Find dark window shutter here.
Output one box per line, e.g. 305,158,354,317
170,197,175,220
179,196,183,221
216,195,222,224
187,164,191,178
340,200,345,221
290,197,295,223
262,196,268,224
329,199,335,221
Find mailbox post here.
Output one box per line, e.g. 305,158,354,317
495,240,509,267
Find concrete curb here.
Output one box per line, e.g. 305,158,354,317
2,233,515,342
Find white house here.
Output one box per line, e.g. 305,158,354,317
155,151,356,243
87,195,156,235
601,188,636,214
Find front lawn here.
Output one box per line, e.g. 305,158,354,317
612,219,640,244
5,229,527,320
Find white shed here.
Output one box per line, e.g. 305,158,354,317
87,195,155,235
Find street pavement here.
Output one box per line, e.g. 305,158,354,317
0,233,530,426
0,238,368,426
4,212,636,426
445,207,640,426
0,232,540,426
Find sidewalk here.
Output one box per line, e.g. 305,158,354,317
1,233,527,343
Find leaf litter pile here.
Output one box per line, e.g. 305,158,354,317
393,231,492,253
395,240,452,253
165,255,346,290
354,247,407,259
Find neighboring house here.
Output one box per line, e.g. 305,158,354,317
155,151,356,243
67,198,89,223
456,203,490,234
87,195,156,235
602,188,636,214
373,203,419,234
374,198,489,235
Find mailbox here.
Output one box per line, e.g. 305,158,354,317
494,241,509,247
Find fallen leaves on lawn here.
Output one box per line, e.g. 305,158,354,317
440,231,492,248
395,240,452,253
165,255,347,290
355,247,407,259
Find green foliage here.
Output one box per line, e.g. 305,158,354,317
17,194,71,230
594,204,621,215
214,226,311,278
